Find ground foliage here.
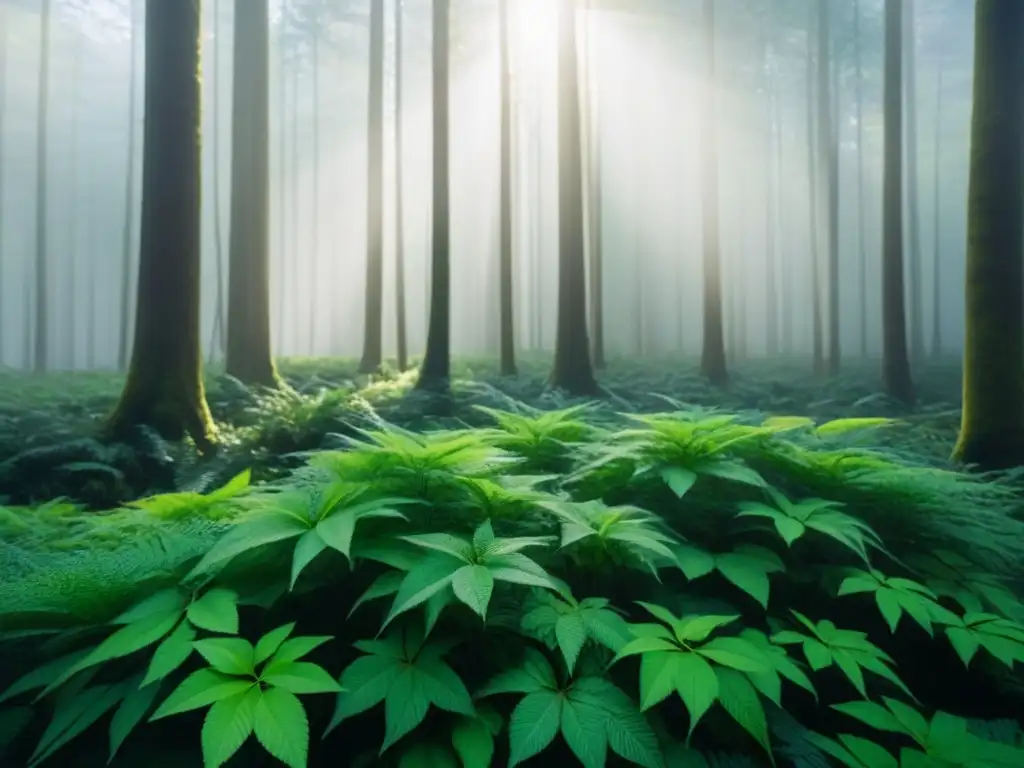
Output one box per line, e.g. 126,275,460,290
0,356,1023,766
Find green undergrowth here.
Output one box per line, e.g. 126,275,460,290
2,399,1024,767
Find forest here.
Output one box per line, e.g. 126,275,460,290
0,0,1023,766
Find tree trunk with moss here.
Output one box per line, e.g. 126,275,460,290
699,0,726,386
881,0,915,404
106,0,216,453
549,0,598,396
952,1,1024,468
417,0,452,391
225,0,283,389
359,0,385,373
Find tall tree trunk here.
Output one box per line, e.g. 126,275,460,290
359,0,385,373
289,33,300,351
86,162,97,370
33,0,53,373
819,0,840,375
930,65,943,359
275,9,287,347
549,0,598,395
951,2,1024,467
67,31,81,367
589,105,605,368
775,56,791,356
309,32,320,353
0,4,5,363
118,0,140,370
497,0,516,375
881,0,915,404
394,0,408,371
762,14,778,357
226,0,283,388
208,0,226,363
106,0,217,452
417,0,452,390
531,107,542,350
699,0,726,385
806,11,824,375
905,0,924,362
855,0,868,357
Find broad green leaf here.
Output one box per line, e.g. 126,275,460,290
838,735,899,768
112,589,188,625
452,565,495,619
186,589,240,634
327,655,402,734
673,545,716,581
187,514,309,579
349,571,405,617
28,682,127,766
676,614,740,644
555,612,588,673
416,657,474,716
262,662,343,695
697,637,769,673
673,653,719,736
508,691,563,766
715,668,770,755
661,466,698,498
716,553,773,608
560,695,608,768
803,639,832,670
945,627,980,667
384,555,462,628
382,668,431,753
193,638,256,677
452,715,495,768
832,701,907,735
142,621,197,687
291,530,329,589
150,669,256,720
253,686,308,768
875,589,903,633
639,651,682,711
109,678,163,760
201,686,260,768
883,698,929,744
315,509,359,559
266,635,332,667
254,624,296,666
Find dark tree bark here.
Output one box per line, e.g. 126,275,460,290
881,0,915,404
855,0,868,357
359,0,385,373
497,0,516,376
33,0,53,373
209,0,226,363
820,0,839,375
106,0,217,452
549,0,598,395
952,1,1024,467
930,65,943,359
118,0,140,370
416,0,452,391
394,0,408,371
905,0,924,362
225,0,283,388
698,0,726,386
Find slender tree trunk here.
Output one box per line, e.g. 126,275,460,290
359,0,385,373
905,0,924,362
309,32,320,354
818,0,840,375
276,10,287,347
762,15,778,357
951,2,1024,467
806,12,824,375
855,0,868,358
67,31,81,368
86,164,97,370
417,0,452,390
225,0,283,388
118,0,140,370
699,0,726,386
106,0,217,451
549,0,598,395
531,107,542,350
289,38,299,351
881,0,915,404
776,59,790,356
209,0,226,363
930,65,943,359
589,104,605,368
33,0,53,373
0,4,5,364
394,0,408,370
497,0,516,375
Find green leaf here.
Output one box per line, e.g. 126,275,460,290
382,668,431,753
262,662,343,695
416,657,475,716
452,715,495,768
639,652,682,711
661,466,699,498
142,620,197,687
350,571,405,617
327,655,402,734
697,637,769,673
945,627,980,667
832,701,907,735
716,553,773,608
452,565,495,619
187,514,309,579
0,650,90,704
254,686,309,768
315,509,359,559
186,589,240,634
150,670,256,720
108,678,163,761
508,691,563,766
673,652,719,737
266,635,332,667
193,638,256,677
555,612,588,674
112,589,188,625
29,683,127,767
384,554,462,629
201,686,260,768
875,589,903,633
715,668,770,755
673,545,716,581
291,529,329,589
560,694,608,768
675,614,740,644
254,624,296,666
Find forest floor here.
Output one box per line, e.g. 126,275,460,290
2,355,1023,768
